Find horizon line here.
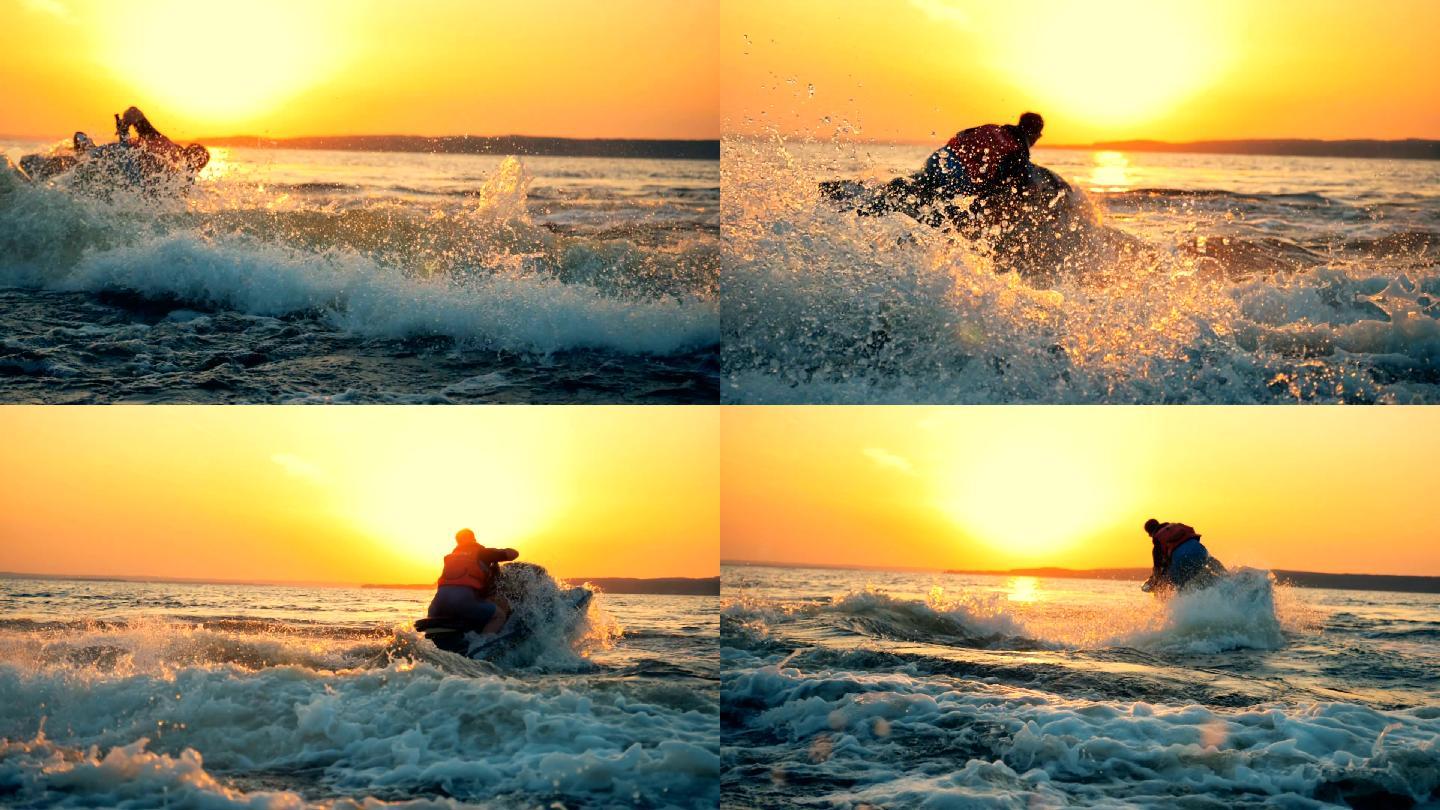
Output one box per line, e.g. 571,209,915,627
718,133,1440,160
0,569,720,589
720,559,1440,581
1,131,722,145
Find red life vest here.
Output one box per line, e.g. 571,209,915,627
946,124,1024,185
1154,523,1199,557
437,543,492,592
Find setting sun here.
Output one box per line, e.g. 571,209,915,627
934,418,1144,561
91,1,352,127
722,0,1440,143
974,2,1231,130
0,407,719,583
723,407,1440,576
1,0,718,140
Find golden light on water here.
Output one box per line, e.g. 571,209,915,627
1006,576,1040,603
197,147,232,181
1086,150,1133,192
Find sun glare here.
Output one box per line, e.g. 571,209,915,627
981,2,1230,130
337,437,565,572
1085,150,1133,192
92,1,351,129
933,423,1144,563
352,475,557,571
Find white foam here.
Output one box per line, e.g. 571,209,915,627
722,141,1440,403
59,233,717,355
0,657,717,807
727,660,1440,806
1,161,718,357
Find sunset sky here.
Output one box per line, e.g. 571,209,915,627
723,0,1440,143
0,407,718,584
1,0,717,140
722,407,1440,577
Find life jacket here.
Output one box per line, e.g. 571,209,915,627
946,124,1025,186
437,543,492,593
1154,523,1200,559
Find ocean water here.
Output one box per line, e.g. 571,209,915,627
0,141,719,403
0,575,719,808
722,141,1440,403
721,564,1440,808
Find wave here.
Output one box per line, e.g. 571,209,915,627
1104,188,1344,207
0,657,719,808
723,568,1293,657
1,158,719,358
1118,568,1288,654
722,141,1440,403
724,659,1440,808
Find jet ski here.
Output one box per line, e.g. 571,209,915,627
819,163,1131,286
1141,556,1229,597
15,115,204,196
414,562,595,657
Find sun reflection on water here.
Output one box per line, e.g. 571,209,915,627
1087,150,1133,192
1006,576,1041,603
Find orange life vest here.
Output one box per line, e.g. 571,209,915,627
1154,522,1199,557
946,124,1024,186
437,544,492,592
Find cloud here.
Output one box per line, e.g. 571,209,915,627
23,0,70,19
864,447,917,476
271,453,327,483
910,0,970,28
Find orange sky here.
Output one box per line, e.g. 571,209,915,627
1,0,717,141
722,407,1440,577
723,0,1440,143
0,407,718,584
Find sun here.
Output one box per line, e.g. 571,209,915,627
933,421,1146,564
91,1,352,130
344,460,560,573
978,1,1232,132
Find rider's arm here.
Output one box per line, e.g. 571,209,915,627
119,107,160,137
119,107,176,147
478,548,519,564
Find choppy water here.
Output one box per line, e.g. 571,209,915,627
721,564,1440,808
722,141,1440,403
0,576,719,808
1,141,719,403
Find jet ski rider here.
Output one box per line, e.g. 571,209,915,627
856,111,1045,228
426,529,518,635
1142,518,1226,593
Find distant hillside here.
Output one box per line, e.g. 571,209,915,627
1044,138,1439,161
945,567,1440,594
364,576,720,596
204,134,720,160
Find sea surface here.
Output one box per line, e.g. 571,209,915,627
0,576,719,808
0,141,719,403
721,564,1440,808
722,141,1440,403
